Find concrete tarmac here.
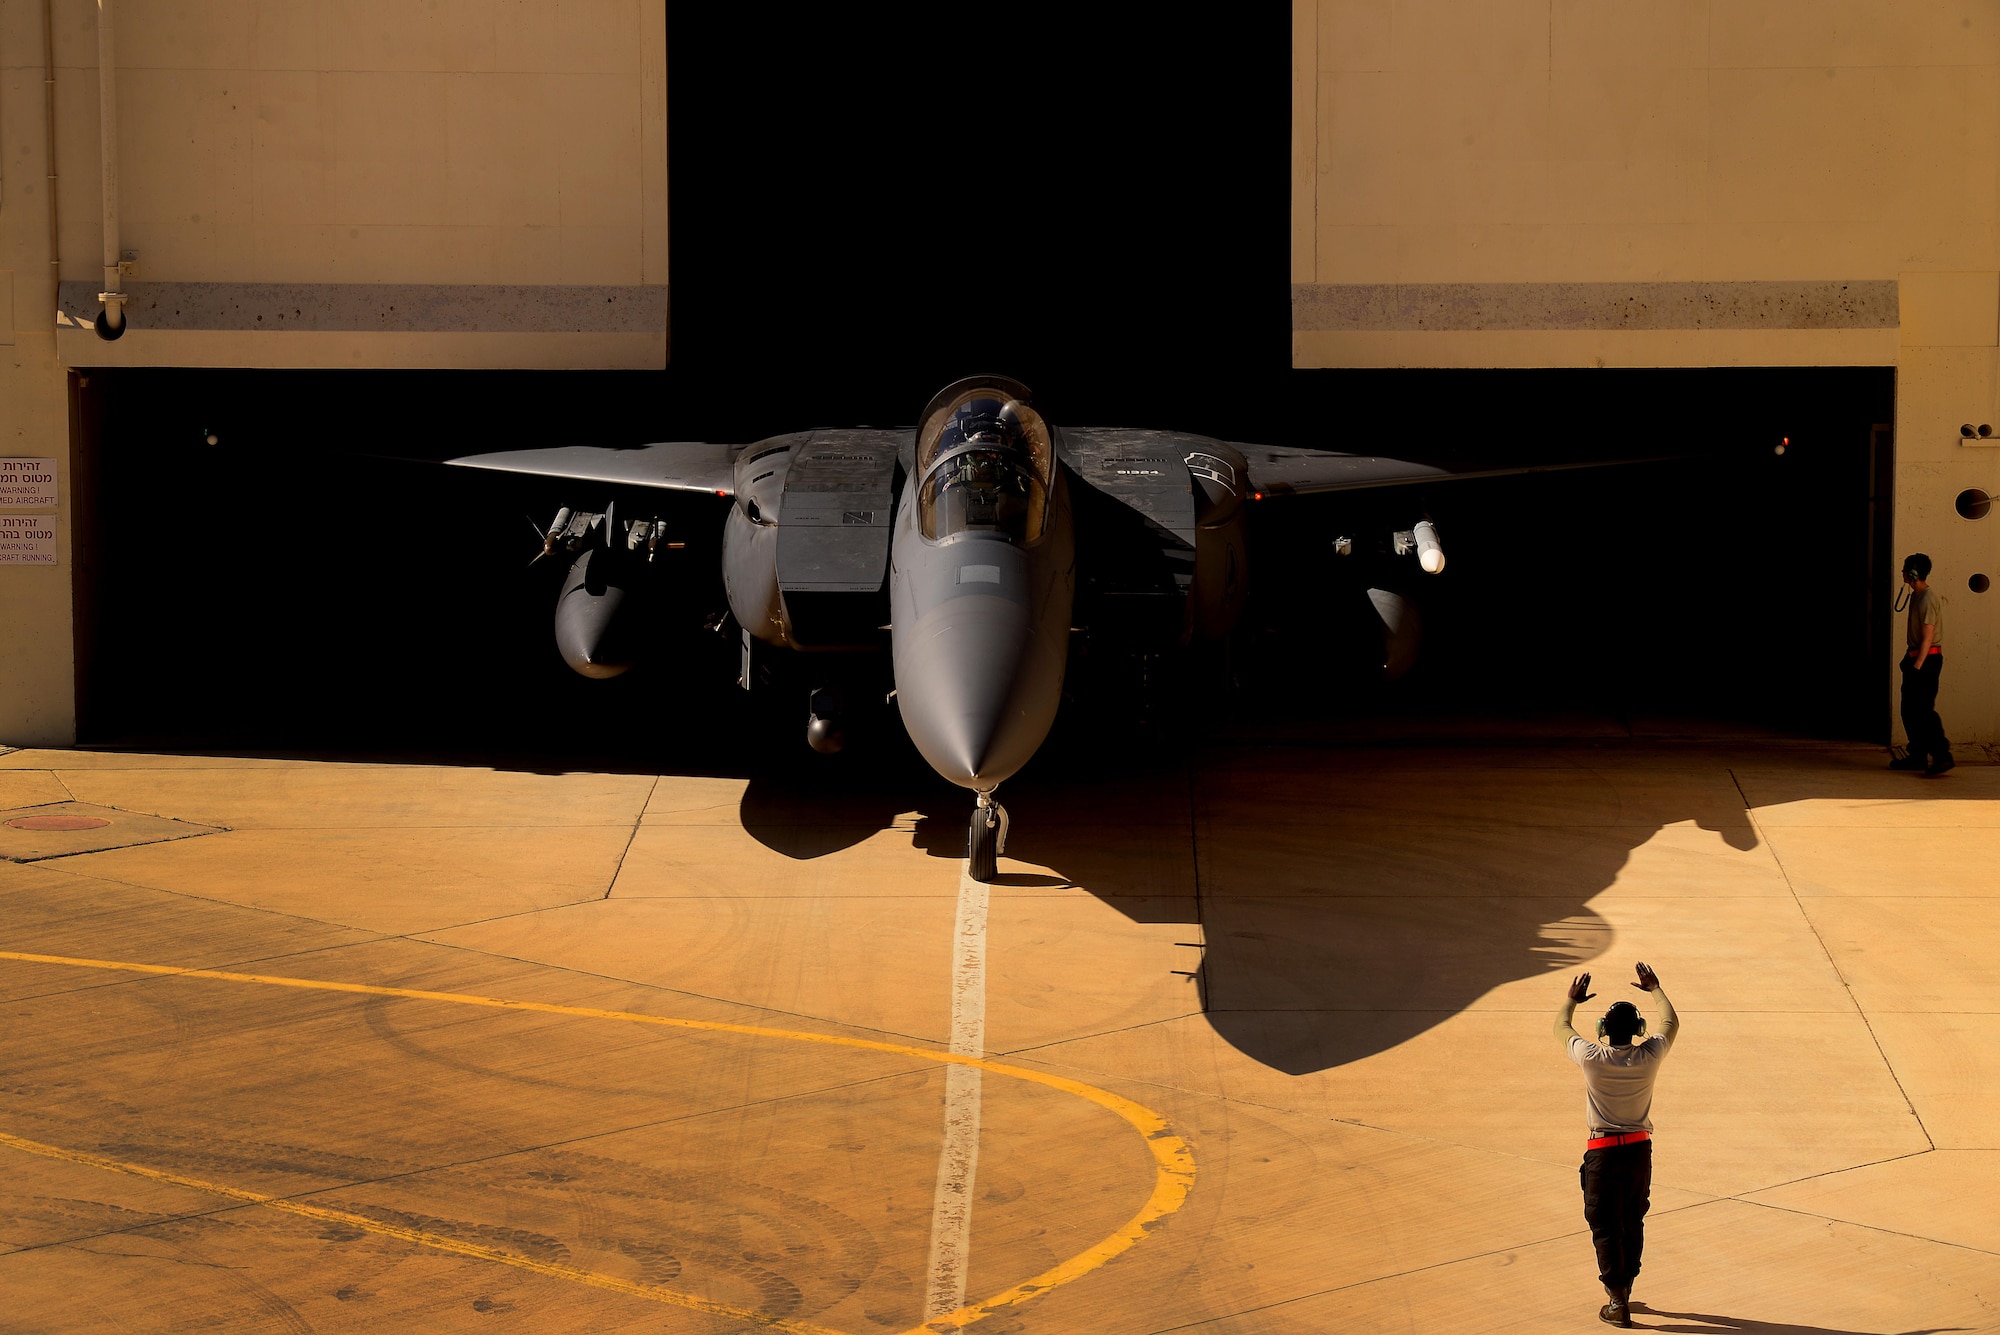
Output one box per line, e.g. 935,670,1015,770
0,741,1994,1333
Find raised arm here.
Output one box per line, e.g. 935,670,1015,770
1634,962,1678,1049
1558,973,1595,1047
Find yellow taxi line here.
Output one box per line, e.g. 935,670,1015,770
0,949,1196,1335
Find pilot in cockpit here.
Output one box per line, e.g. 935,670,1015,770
919,394,1051,543
946,401,1011,448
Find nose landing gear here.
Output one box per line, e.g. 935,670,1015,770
966,791,1008,882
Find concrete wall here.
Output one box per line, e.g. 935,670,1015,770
0,0,667,746
48,0,668,370
2,0,75,744
1294,1,2000,741
0,347,75,748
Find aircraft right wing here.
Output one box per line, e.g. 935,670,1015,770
447,442,740,497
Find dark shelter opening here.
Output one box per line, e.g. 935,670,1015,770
69,4,1897,755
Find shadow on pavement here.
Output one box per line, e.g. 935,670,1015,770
68,736,1951,1079
1630,1302,1969,1335
724,739,1868,1076
1004,746,1766,1075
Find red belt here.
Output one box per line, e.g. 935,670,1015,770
1906,647,1941,657
1586,1131,1652,1150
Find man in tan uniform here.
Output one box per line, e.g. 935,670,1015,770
1891,553,1952,776
1558,962,1680,1328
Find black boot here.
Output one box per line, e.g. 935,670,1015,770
1600,1287,1633,1327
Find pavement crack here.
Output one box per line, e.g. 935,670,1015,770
19,858,383,937
404,936,948,1050
5,1199,293,1259
69,1241,247,1270
1734,1197,2000,1259
996,1011,1203,1058
603,775,660,899
1728,767,1935,1151
1733,1147,1934,1198
4,1063,938,1269
991,1044,1658,1179
1140,1200,1731,1334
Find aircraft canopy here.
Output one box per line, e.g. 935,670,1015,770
915,385,1053,543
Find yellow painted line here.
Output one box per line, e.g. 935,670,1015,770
0,950,1196,1335
0,1127,844,1335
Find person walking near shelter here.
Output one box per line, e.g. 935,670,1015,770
1891,553,1953,776
1558,962,1680,1328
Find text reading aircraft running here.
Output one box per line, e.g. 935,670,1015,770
453,375,1548,880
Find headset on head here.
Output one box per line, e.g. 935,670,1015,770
1597,1005,1647,1042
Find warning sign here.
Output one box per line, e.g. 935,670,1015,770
0,458,58,508
0,515,58,564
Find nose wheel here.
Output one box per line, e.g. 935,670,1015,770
966,794,1008,882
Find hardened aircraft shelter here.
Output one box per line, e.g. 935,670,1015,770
0,4,1995,1333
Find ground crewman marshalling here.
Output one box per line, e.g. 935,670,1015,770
1557,963,1680,1329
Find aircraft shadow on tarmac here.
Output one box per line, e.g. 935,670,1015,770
737,752,1782,1077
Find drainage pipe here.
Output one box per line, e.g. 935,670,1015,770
42,0,61,310
93,0,125,338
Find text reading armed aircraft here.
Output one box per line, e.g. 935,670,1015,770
452,375,1542,881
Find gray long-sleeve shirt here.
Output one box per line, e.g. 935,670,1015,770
1556,990,1680,1136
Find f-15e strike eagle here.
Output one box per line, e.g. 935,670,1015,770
451,375,1562,880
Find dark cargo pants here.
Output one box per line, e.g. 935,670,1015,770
1900,653,1948,767
1581,1141,1652,1290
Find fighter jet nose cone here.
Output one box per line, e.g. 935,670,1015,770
893,599,1057,793
891,543,1069,795
935,708,1004,787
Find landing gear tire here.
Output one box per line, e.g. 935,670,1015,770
967,802,1002,882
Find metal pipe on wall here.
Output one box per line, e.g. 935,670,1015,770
42,0,62,303
94,0,125,337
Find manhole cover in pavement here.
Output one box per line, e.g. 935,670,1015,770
5,815,112,831
0,802,221,861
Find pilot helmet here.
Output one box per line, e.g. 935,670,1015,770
949,397,1023,450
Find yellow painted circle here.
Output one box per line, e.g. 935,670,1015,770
0,949,1195,1334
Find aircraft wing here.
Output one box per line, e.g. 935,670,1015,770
1237,446,1667,498
447,442,740,497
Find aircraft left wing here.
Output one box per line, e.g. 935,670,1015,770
447,442,739,497
1237,446,1663,498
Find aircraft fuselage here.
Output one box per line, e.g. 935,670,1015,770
888,461,1075,794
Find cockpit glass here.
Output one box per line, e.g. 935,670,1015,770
916,389,1053,543
919,450,1047,543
